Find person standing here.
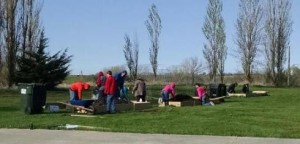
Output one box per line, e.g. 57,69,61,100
113,70,127,99
96,71,106,100
104,70,116,113
161,82,176,104
132,78,147,102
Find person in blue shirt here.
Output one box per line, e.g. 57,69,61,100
113,70,127,99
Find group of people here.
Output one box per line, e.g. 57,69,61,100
69,70,127,113
69,70,149,114
227,82,249,94
69,69,227,113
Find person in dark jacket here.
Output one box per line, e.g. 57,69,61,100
242,84,249,93
132,78,147,102
104,70,116,113
227,82,238,93
113,70,127,99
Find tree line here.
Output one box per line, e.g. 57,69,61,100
123,0,293,87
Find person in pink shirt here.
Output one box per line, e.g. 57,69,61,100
195,83,214,106
161,82,176,104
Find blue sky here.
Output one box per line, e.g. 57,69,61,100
41,0,300,75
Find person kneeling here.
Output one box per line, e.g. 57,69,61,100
195,83,214,106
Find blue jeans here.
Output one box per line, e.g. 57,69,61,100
106,95,116,113
161,91,169,102
69,89,78,100
70,100,94,108
201,95,207,105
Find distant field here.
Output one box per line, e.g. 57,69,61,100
0,86,299,138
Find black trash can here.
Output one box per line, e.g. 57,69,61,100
217,84,227,97
19,83,47,114
209,83,218,98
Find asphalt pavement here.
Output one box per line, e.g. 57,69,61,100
0,129,299,144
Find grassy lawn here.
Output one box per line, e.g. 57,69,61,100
0,86,300,138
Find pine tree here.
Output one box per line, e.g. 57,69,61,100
16,30,72,89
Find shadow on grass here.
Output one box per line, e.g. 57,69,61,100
0,106,19,112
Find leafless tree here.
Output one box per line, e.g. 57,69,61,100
0,0,42,87
0,1,4,69
20,0,42,56
202,0,226,83
264,0,292,86
123,33,139,80
132,33,139,80
123,34,134,78
181,57,204,85
235,0,263,83
1,0,20,87
145,4,161,80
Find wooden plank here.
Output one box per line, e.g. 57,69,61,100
58,101,94,113
252,91,268,94
159,101,196,107
131,101,151,111
227,93,247,97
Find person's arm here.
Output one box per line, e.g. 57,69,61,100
171,88,175,97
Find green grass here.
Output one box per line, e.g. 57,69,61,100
0,86,300,138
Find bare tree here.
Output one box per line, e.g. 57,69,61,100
217,17,227,84
2,0,20,87
0,1,4,69
181,57,203,85
264,0,292,86
123,33,139,80
132,33,139,80
123,34,133,79
145,4,161,79
0,0,42,87
20,0,42,56
202,0,226,83
235,0,263,83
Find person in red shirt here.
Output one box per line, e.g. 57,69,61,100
96,71,106,99
104,70,116,113
69,82,90,100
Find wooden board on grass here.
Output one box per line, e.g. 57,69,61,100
227,93,247,97
159,100,200,107
193,96,225,104
58,101,94,113
251,91,268,96
209,96,226,104
131,101,151,110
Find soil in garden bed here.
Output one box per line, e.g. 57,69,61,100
170,94,193,102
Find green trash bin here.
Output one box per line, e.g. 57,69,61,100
19,83,47,114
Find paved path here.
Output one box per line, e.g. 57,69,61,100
0,129,299,144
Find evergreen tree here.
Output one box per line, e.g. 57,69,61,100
16,30,72,89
